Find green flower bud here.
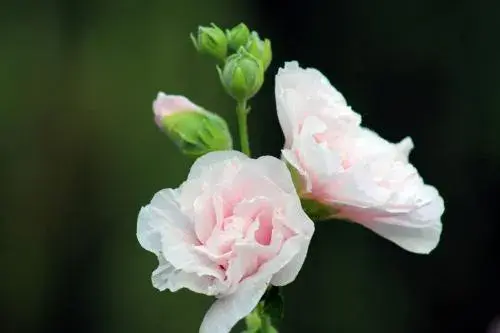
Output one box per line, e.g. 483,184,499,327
226,23,250,51
245,32,272,70
217,48,264,102
190,23,228,61
153,93,232,156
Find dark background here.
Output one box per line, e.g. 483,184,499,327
1,0,499,332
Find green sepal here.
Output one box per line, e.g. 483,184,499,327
226,23,250,51
160,109,232,156
191,23,228,62
300,197,339,221
219,47,264,102
245,32,272,71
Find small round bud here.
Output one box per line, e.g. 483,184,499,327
218,48,264,102
153,93,232,156
226,23,250,51
245,32,272,71
190,23,228,62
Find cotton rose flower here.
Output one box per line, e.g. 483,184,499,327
276,61,444,254
137,151,315,333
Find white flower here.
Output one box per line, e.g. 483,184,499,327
137,151,314,332
276,61,444,254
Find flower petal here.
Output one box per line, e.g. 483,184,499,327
396,137,414,160
353,187,444,253
137,189,195,253
270,241,309,286
200,281,268,333
276,61,347,107
199,231,308,333
363,218,442,254
271,201,315,286
159,241,223,279
248,156,297,194
297,116,343,178
137,188,224,282
152,256,221,296
275,61,360,147
187,150,248,181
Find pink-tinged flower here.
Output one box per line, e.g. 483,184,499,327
137,151,314,333
153,92,202,127
276,61,444,254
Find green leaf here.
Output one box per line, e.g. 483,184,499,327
261,286,284,326
244,306,263,332
259,315,278,333
244,287,283,333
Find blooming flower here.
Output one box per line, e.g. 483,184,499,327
137,151,314,333
276,61,444,254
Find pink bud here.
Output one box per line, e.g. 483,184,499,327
153,92,201,127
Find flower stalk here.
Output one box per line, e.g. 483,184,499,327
236,100,250,156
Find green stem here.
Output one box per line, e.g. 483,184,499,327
236,100,251,156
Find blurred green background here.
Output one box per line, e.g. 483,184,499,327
1,0,499,332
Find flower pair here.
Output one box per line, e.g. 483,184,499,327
137,62,444,333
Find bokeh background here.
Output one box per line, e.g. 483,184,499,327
2,0,500,332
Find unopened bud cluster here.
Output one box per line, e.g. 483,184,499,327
191,22,272,102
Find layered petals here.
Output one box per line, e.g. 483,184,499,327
276,61,444,254
137,151,314,332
